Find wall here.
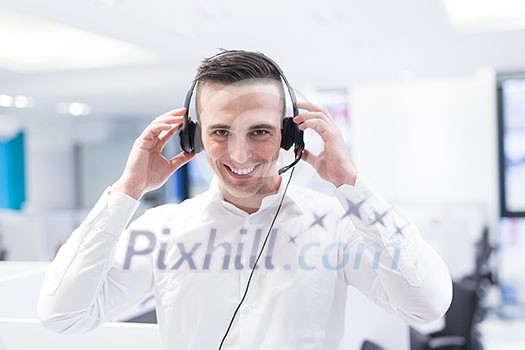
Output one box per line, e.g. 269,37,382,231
348,69,499,278
0,113,144,260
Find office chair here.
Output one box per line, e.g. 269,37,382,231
409,224,498,350
359,227,494,350
470,226,497,288
410,278,480,350
460,225,497,332
361,339,386,350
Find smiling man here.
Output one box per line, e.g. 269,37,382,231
199,81,284,213
38,50,452,350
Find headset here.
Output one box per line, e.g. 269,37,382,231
178,50,304,175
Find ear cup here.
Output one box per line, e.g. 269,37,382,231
179,120,192,153
280,117,293,150
191,121,203,153
292,120,304,151
281,117,301,151
179,120,203,153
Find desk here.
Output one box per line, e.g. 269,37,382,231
0,261,408,350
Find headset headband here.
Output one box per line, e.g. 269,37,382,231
182,50,299,123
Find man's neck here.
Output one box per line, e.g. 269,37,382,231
220,176,282,214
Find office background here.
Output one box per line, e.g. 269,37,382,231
1,1,525,349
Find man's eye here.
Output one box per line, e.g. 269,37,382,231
252,130,269,136
214,130,229,137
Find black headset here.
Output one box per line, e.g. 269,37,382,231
178,50,304,175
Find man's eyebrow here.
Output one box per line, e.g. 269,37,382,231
207,123,278,131
248,123,278,131
207,123,231,131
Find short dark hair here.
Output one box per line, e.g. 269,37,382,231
194,50,286,116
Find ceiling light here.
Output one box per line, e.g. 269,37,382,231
57,102,91,116
0,95,13,107
443,0,525,32
13,95,29,108
68,102,90,116
0,10,158,72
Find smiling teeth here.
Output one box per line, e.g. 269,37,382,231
229,165,256,175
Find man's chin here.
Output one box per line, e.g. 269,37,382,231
222,183,260,200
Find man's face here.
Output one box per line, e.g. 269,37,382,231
198,80,284,200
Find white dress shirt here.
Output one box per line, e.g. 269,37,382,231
38,173,452,350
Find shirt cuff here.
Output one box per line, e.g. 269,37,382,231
82,186,141,237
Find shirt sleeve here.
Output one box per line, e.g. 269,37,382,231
37,186,155,333
334,174,453,325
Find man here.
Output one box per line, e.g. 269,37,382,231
38,50,452,349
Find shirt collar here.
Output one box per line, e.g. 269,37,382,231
201,172,305,222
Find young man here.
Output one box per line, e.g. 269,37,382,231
38,50,452,349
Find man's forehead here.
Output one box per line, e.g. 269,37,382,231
204,107,281,127
199,81,284,123
200,80,283,101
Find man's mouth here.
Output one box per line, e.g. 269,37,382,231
224,164,258,176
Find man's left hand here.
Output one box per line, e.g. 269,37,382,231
293,101,359,187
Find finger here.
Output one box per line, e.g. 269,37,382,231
296,101,330,115
150,108,187,127
140,123,173,140
142,114,185,138
158,122,182,144
169,150,196,171
151,116,186,140
158,112,194,138
293,111,330,124
297,118,332,141
152,115,185,126
302,149,317,168
155,107,187,119
139,111,191,147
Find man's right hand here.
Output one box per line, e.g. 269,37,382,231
110,108,196,200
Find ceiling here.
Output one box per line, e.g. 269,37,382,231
2,0,525,119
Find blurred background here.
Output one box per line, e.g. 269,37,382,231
1,0,525,349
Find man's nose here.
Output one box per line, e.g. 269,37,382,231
228,136,253,164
